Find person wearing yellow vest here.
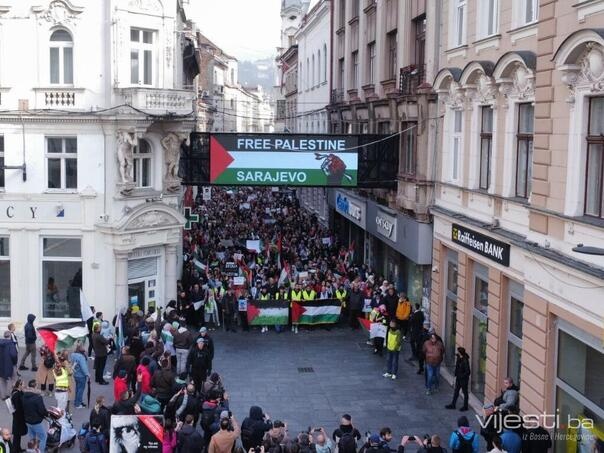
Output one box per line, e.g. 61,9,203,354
274,286,289,333
302,283,316,301
335,284,348,325
53,360,70,412
259,287,270,333
395,293,412,339
290,283,303,334
383,320,402,379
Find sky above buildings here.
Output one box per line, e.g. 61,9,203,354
186,0,320,61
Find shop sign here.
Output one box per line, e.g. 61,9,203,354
452,224,510,266
129,247,162,259
375,211,397,241
335,192,363,222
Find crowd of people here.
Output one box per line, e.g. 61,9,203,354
0,187,554,453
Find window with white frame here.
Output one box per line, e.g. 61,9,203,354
478,0,499,38
50,29,73,85
521,0,538,25
516,103,534,198
451,109,463,181
585,97,604,217
46,137,77,190
0,136,4,188
42,237,82,318
479,106,493,190
368,42,376,84
0,237,9,317
133,139,152,188
453,0,467,47
507,282,524,387
387,30,397,80
130,28,154,85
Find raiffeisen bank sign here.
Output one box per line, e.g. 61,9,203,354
209,134,359,187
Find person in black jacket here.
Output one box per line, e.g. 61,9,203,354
151,358,175,410
241,405,272,451
479,404,501,450
22,380,48,452
18,315,37,371
187,339,210,395
446,347,471,411
90,395,111,439
522,425,552,453
348,285,364,330
383,287,398,321
332,414,362,453
408,305,425,361
86,307,96,356
10,379,26,453
178,414,203,453
197,327,215,372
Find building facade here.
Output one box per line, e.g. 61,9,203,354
429,0,604,447
326,0,437,302
295,0,331,223
0,0,197,324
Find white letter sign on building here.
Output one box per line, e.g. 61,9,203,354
375,211,397,242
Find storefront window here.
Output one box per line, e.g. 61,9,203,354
507,282,524,386
0,238,9,317
42,237,82,318
406,260,423,304
444,251,458,370
471,263,488,401
555,328,604,452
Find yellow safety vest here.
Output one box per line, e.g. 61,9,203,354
291,290,302,301
336,289,347,301
275,293,289,300
53,369,69,389
260,294,270,300
302,290,316,300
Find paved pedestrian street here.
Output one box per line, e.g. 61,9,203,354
2,329,483,452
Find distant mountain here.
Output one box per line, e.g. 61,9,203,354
238,58,277,92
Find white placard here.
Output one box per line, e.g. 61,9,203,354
246,240,261,253
233,276,245,286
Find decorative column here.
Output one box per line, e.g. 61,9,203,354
165,244,178,305
115,250,130,313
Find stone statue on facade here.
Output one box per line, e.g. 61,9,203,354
161,132,183,192
117,130,136,194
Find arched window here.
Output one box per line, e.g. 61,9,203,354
323,44,328,82
317,50,321,86
133,139,152,188
50,29,73,85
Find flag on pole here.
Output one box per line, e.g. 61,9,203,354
276,235,282,270
79,289,94,322
37,322,88,353
277,261,290,286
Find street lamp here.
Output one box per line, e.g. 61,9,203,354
572,243,604,255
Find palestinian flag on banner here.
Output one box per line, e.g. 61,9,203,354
247,300,289,326
292,299,341,325
37,321,88,353
358,317,387,339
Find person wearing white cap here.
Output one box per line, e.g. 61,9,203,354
197,327,215,374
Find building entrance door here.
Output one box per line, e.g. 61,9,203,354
128,281,146,313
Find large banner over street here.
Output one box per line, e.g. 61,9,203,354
210,134,359,187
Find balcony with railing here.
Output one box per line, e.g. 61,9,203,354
120,87,195,115
399,64,426,96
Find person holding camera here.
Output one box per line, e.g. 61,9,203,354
241,406,272,452
400,435,447,453
208,412,241,453
262,420,289,453
312,428,333,453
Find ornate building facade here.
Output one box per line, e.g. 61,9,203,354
0,0,197,323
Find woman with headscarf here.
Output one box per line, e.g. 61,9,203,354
10,379,26,452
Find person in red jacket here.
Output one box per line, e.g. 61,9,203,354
113,369,128,403
136,356,152,394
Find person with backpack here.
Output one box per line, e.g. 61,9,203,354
332,414,361,453
445,347,471,411
448,416,479,453
241,406,272,452
19,315,37,372
84,425,107,453
359,434,389,453
178,414,204,453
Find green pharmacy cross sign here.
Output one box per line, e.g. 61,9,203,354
183,207,199,230
209,134,359,187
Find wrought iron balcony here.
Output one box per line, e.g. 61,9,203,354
399,64,425,96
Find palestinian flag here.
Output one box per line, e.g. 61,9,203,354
292,300,341,325
358,317,387,339
37,321,89,352
247,300,289,326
